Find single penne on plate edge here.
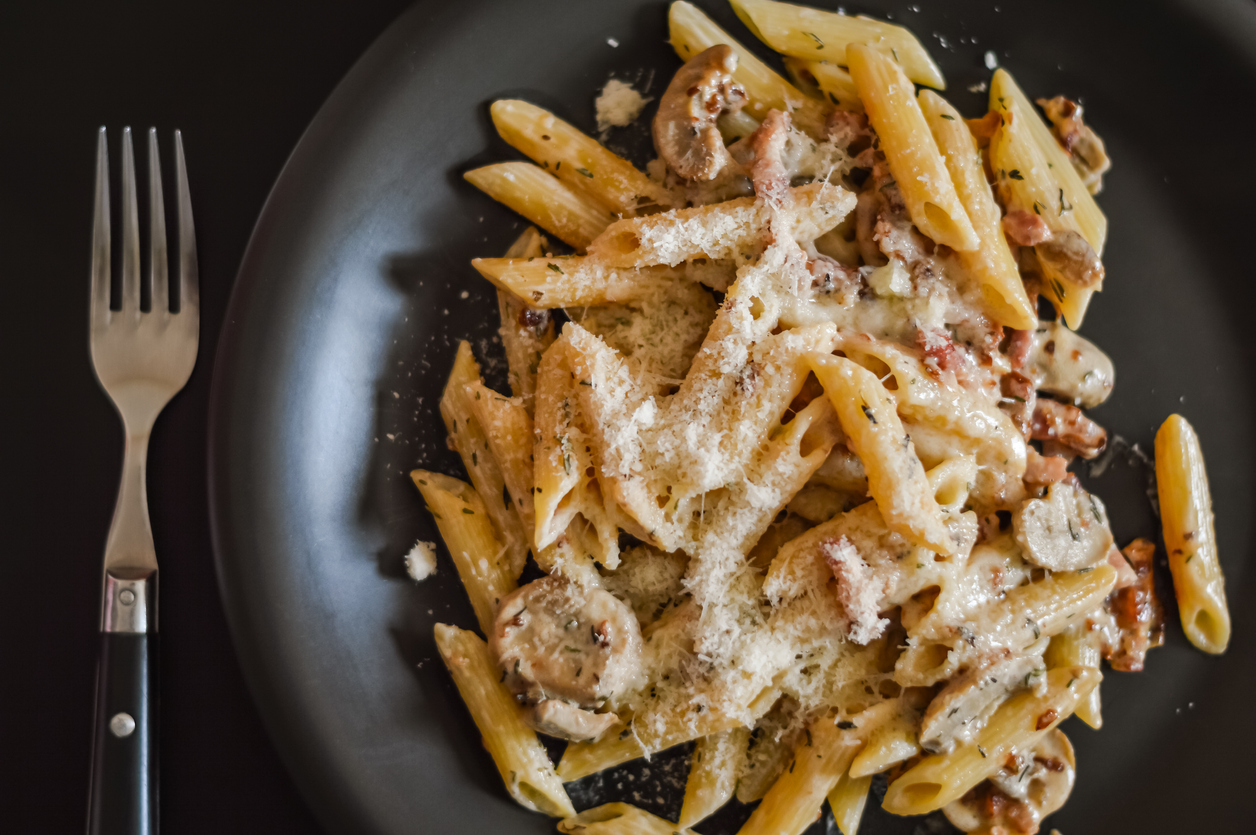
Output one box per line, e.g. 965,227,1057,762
729,0,945,89
464,162,613,250
489,99,677,215
411,471,516,636
918,89,1036,330
846,43,979,252
439,341,529,579
667,0,830,139
432,624,575,818
882,666,1100,814
1155,414,1231,654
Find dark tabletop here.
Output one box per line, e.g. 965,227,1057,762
1,2,414,831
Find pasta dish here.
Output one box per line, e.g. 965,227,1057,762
406,2,1232,833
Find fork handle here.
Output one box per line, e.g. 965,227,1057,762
88,631,158,835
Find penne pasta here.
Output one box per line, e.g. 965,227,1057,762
556,710,746,783
668,1,831,139
808,353,955,555
558,803,694,835
412,471,516,635
1155,414,1230,654
827,770,872,835
464,162,613,250
678,727,751,827
882,666,1100,814
433,624,574,817
440,341,530,579
735,713,863,835
919,90,1036,330
846,44,978,252
731,0,945,89
848,707,921,778
1045,622,1104,729
497,227,555,406
490,99,677,215
472,256,699,309
782,57,862,112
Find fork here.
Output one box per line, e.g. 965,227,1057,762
87,126,198,835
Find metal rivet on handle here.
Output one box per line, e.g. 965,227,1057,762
109,712,136,738
119,589,136,606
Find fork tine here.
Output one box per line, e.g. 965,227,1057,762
120,127,141,312
91,127,111,325
175,130,198,315
148,128,169,314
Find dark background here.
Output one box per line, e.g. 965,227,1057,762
0,2,412,832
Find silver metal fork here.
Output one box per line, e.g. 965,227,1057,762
87,126,198,835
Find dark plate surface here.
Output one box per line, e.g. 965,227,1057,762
209,1,1256,833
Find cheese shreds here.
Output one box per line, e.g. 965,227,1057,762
595,79,652,135
404,541,438,581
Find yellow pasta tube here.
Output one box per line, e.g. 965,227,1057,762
433,624,574,817
808,354,955,555
558,803,695,835
986,563,1118,650
848,708,920,778
465,381,536,533
556,710,745,782
731,0,945,89
587,182,855,268
882,666,1100,814
1045,623,1103,729
827,771,872,835
490,99,677,215
1155,414,1230,654
464,163,613,250
472,256,689,308
990,69,1107,256
736,714,862,835
846,44,978,252
496,227,554,406
668,1,831,139
918,90,1036,330
412,472,516,635
679,727,751,827
440,342,529,579
783,58,862,112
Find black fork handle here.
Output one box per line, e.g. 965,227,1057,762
87,631,158,835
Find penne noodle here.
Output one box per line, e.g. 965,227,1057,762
556,710,745,782
808,354,955,555
782,57,863,112
464,162,613,250
882,666,1100,814
735,713,862,835
490,99,677,215
679,727,751,828
587,182,856,268
1155,414,1230,654
558,803,695,835
412,471,516,635
919,90,1036,330
472,256,698,309
731,0,945,89
668,1,831,139
848,707,921,778
1045,622,1104,729
433,624,574,817
496,227,555,406
440,341,530,579
846,44,979,252
827,770,872,835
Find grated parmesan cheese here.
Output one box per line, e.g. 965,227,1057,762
404,541,438,581
595,79,651,135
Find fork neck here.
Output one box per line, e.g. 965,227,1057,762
101,418,158,633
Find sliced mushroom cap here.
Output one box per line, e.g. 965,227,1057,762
527,698,620,742
653,45,747,181
1013,481,1113,572
944,729,1076,833
919,651,1047,755
1034,228,1104,290
1030,398,1107,459
489,574,644,709
1024,320,1115,408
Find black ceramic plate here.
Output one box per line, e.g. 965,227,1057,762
209,1,1256,832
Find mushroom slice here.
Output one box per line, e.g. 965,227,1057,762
919,651,1047,755
653,45,747,181
1023,320,1115,408
489,574,645,709
944,729,1076,834
1034,228,1104,290
527,698,620,742
1013,481,1113,572
1030,398,1107,459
